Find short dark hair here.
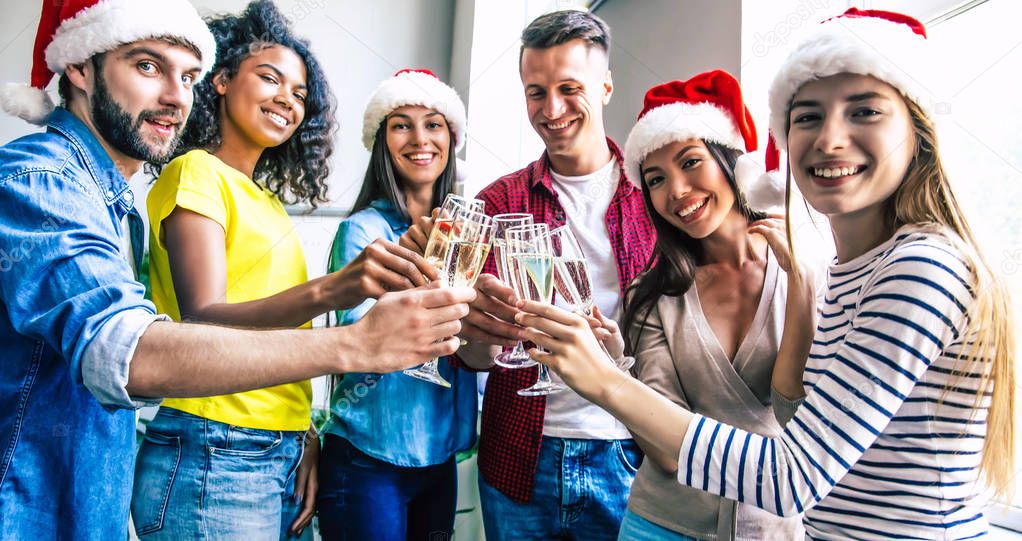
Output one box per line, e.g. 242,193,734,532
520,10,611,60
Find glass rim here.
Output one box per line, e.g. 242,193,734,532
493,213,534,222
453,207,493,224
504,223,549,234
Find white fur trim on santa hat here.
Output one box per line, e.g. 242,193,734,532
362,70,467,152
0,83,56,125
734,152,785,213
45,0,216,80
768,15,933,149
623,101,745,185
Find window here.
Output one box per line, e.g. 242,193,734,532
925,0,1022,529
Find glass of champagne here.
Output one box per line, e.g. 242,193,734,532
505,224,565,396
423,194,484,271
404,209,493,387
491,213,536,368
548,226,634,370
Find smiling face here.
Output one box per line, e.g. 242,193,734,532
641,139,739,240
384,105,451,189
787,73,916,222
215,44,307,150
87,39,203,164
520,39,612,160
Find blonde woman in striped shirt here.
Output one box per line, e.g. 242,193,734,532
515,8,1015,540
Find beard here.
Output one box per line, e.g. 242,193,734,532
91,74,185,165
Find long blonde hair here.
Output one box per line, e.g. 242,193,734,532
784,98,1017,500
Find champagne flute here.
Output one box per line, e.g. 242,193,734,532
404,209,493,387
491,213,536,368
547,226,634,370
423,194,484,270
506,224,565,396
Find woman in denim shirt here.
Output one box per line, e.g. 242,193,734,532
316,69,477,541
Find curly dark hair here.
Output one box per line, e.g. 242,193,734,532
173,0,337,208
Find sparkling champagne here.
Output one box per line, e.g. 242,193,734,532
513,253,554,302
444,241,491,288
424,219,455,269
554,258,593,313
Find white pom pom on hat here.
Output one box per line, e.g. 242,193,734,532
623,69,784,213
361,68,468,152
0,0,216,125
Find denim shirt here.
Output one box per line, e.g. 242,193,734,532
324,199,477,467
0,108,162,538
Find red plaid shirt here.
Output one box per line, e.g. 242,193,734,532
463,138,656,502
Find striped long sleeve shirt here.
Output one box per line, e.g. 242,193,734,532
677,226,992,540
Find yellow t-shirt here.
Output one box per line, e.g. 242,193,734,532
147,149,312,431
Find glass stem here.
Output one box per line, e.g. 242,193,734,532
536,357,553,384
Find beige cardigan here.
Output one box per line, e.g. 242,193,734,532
626,253,804,540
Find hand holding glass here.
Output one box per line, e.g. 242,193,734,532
505,223,565,396
548,226,634,370
491,213,535,368
403,208,492,387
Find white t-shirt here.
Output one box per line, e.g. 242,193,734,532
544,158,631,440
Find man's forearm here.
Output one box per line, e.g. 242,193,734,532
126,320,356,398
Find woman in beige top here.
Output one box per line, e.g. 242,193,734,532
614,72,805,540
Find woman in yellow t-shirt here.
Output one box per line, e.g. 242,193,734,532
130,2,433,539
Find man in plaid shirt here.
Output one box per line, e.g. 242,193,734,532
442,10,656,540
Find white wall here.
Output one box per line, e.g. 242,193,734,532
0,0,456,292
596,0,742,145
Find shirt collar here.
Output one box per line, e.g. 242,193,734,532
47,107,130,206
530,137,636,197
369,198,410,232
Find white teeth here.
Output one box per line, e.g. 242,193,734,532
265,111,288,127
408,153,433,161
678,199,706,218
813,166,861,178
547,119,572,130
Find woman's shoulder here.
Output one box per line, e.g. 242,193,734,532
862,223,977,301
154,150,231,188
883,224,974,275
335,201,403,248
343,202,400,234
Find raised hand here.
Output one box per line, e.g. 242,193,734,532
748,216,798,277
586,305,625,361
399,208,439,254
331,239,439,307
514,299,617,400
459,273,526,347
352,282,475,372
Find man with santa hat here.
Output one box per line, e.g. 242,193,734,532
0,1,473,537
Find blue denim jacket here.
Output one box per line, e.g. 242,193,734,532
0,108,161,539
324,199,477,467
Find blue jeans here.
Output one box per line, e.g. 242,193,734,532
617,510,701,541
479,437,641,541
316,435,457,541
130,408,310,540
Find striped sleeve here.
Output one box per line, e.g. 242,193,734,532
677,238,975,517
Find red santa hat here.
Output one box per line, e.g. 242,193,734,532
768,8,932,148
362,68,467,152
624,69,784,212
0,0,217,125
